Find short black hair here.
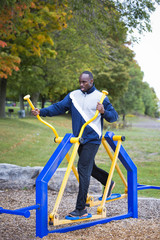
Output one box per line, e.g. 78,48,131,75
82,71,93,80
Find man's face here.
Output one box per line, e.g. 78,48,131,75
79,73,93,92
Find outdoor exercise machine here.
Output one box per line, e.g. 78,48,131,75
0,91,159,239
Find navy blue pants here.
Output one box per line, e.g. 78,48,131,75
76,142,113,210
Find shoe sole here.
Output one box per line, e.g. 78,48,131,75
65,213,92,220
69,213,88,218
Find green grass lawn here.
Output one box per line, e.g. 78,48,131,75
0,115,160,198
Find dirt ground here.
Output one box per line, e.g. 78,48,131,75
0,189,160,240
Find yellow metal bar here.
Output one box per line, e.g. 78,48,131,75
24,94,59,138
65,153,79,182
112,135,123,141
78,90,108,139
54,137,63,143
53,213,106,226
87,193,127,207
55,137,80,144
100,140,122,209
49,141,80,221
102,137,128,191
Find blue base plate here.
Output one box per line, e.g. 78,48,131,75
65,213,92,221
98,193,121,201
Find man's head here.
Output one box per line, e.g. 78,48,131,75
79,71,94,92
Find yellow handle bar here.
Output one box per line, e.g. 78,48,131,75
23,94,59,138
78,90,108,139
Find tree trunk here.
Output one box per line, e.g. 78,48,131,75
31,92,39,108
19,94,24,110
122,113,125,122
0,78,7,118
41,96,46,108
122,113,126,127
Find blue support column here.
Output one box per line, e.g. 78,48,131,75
36,133,74,238
104,131,138,219
127,171,138,218
36,181,48,238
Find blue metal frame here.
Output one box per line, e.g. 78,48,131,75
36,133,74,238
45,131,138,236
137,183,160,190
0,205,39,218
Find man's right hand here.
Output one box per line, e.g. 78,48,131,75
31,108,40,116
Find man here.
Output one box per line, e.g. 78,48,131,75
32,71,118,219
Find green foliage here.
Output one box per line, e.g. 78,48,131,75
69,0,160,34
7,60,45,97
44,0,134,101
43,0,160,102
115,61,159,119
0,0,31,8
111,0,160,34
93,43,134,100
6,1,70,58
115,61,145,117
141,82,159,117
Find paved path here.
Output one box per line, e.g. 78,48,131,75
132,117,160,129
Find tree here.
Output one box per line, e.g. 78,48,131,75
0,0,71,117
115,61,145,121
141,82,159,117
115,61,159,120
93,42,134,101
97,0,160,34
0,1,28,117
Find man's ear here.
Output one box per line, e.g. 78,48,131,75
91,79,94,85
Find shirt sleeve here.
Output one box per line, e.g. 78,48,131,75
39,93,72,117
102,96,118,123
